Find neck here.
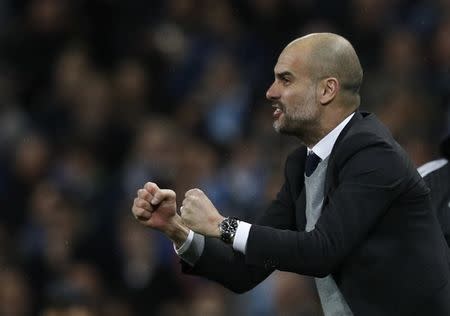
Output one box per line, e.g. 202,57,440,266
299,126,328,148
301,107,354,147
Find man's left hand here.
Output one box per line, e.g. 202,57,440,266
180,188,224,237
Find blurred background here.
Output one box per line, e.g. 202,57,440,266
0,0,448,315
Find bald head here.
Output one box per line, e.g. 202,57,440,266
266,33,363,144
284,33,363,106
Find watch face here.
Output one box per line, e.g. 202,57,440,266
221,221,229,230
220,217,238,243
221,218,238,230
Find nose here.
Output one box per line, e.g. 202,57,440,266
266,82,279,101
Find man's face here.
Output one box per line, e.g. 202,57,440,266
266,47,320,137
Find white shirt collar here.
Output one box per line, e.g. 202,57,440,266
308,112,355,160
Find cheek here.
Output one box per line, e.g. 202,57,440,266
285,92,305,112
289,93,316,118
282,90,298,108
300,89,316,109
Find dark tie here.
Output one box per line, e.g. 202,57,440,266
305,151,322,177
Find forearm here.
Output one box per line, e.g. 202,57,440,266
182,237,273,293
166,215,190,248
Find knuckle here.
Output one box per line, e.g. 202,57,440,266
138,200,147,208
136,209,148,218
137,189,146,198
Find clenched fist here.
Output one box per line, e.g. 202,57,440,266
131,182,188,247
180,188,224,237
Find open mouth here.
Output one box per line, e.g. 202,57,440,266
272,105,283,119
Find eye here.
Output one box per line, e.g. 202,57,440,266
275,72,293,86
281,76,291,85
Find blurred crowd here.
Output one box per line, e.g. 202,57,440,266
0,0,448,315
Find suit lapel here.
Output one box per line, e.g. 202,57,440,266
293,147,307,230
323,111,364,200
293,111,365,230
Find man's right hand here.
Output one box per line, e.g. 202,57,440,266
132,182,189,247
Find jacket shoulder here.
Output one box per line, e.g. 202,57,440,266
333,112,398,159
331,112,420,183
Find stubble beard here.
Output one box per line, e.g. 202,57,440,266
273,95,319,142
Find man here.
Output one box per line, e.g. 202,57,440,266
132,33,450,315
418,134,450,246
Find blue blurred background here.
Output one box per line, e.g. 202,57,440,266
0,0,448,315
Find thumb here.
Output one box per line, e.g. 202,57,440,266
144,182,159,195
151,189,176,205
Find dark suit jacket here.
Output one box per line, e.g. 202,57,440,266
423,160,450,247
182,111,450,316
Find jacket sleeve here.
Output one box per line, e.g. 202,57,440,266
245,137,417,277
181,151,300,293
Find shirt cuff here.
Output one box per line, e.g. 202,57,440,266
233,221,252,254
175,230,194,255
173,230,205,266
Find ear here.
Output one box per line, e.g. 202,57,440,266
318,77,339,105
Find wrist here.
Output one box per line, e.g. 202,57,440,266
166,215,190,248
212,215,225,238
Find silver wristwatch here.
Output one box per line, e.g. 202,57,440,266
218,217,239,244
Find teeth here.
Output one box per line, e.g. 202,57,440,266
272,104,282,111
